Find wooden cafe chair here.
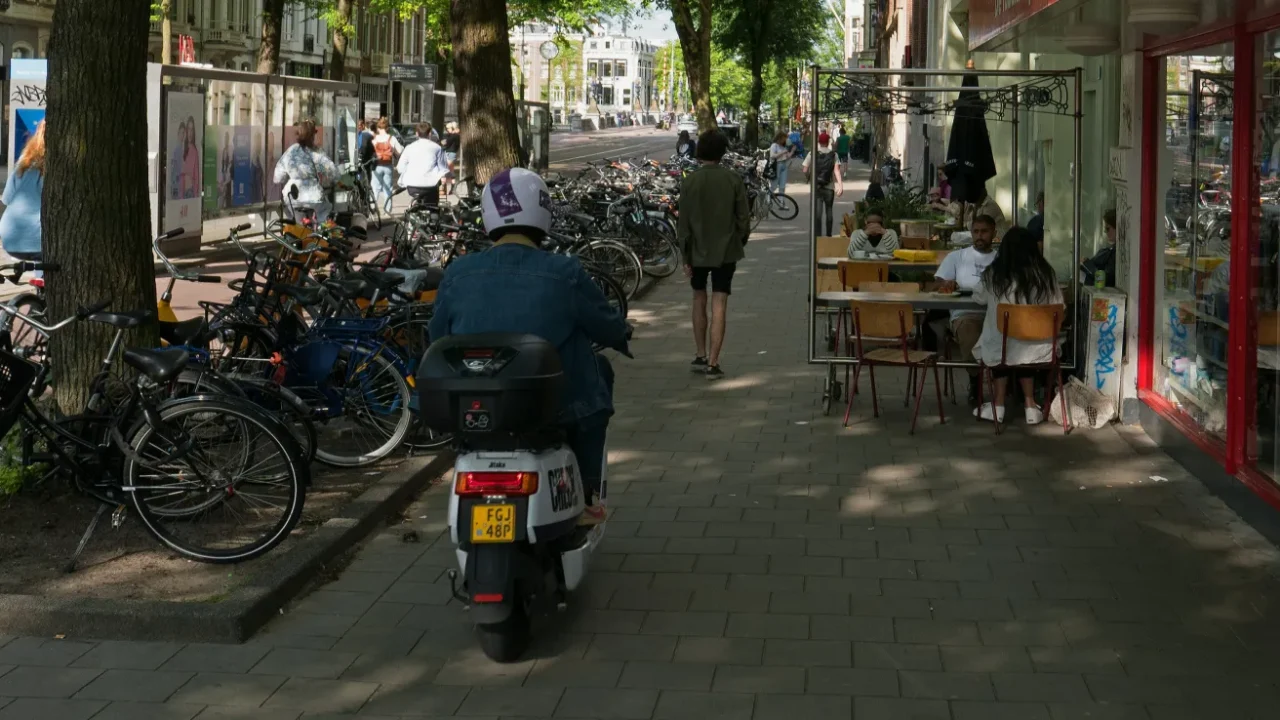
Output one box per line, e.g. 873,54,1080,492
843,299,946,434
977,304,1067,435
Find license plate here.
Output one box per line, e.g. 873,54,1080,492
471,504,516,543
463,409,492,431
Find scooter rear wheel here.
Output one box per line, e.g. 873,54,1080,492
475,603,531,663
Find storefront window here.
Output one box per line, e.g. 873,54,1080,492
1254,31,1280,479
1153,45,1235,438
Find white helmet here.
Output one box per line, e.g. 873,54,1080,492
481,167,552,237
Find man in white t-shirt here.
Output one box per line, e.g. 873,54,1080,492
935,214,998,405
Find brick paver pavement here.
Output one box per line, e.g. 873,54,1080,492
2,166,1280,719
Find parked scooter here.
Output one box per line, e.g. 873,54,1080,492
418,332,629,662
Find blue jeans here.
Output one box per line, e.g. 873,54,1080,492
372,165,394,214
565,355,614,504
773,162,789,194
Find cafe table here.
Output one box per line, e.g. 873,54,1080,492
815,290,982,312
817,256,942,274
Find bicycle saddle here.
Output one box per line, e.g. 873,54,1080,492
159,317,213,348
323,277,372,300
275,284,326,305
567,213,596,230
89,309,155,329
357,268,407,291
123,347,188,383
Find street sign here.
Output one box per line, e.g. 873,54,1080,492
389,63,437,84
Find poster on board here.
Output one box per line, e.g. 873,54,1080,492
334,96,359,167
232,126,253,207
164,91,205,232
7,59,48,176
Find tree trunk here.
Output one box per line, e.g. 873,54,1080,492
450,0,521,183
256,0,285,74
45,0,156,412
159,0,172,64
669,0,716,132
327,0,352,81
744,2,770,149
746,63,763,149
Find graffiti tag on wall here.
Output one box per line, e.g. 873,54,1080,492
1093,300,1118,391
10,84,46,107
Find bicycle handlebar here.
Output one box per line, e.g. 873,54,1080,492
0,297,113,335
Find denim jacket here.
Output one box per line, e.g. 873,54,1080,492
427,240,629,423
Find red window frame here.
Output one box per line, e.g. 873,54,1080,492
1137,1,1280,509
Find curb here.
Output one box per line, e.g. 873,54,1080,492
0,451,454,643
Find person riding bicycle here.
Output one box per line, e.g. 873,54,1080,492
396,122,451,210
428,168,630,525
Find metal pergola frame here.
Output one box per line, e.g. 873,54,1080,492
806,65,1085,374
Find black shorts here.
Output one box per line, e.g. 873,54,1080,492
690,263,736,295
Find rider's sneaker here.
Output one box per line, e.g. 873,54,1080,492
706,365,725,380
690,356,708,371
578,504,607,526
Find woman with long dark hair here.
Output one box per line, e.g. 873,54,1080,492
971,226,1064,425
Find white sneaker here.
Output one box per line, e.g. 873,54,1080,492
973,403,1005,423
1025,407,1045,425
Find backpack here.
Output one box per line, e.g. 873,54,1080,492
815,152,836,186
762,158,778,180
373,135,394,163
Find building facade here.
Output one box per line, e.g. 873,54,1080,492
0,1,432,123
848,0,1280,512
582,25,658,116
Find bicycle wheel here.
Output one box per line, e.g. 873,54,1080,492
590,271,629,320
769,193,800,221
311,347,412,467
125,396,307,563
637,222,680,279
383,306,451,451
225,374,319,466
580,240,643,300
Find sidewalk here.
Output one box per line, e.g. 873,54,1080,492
2,165,1280,719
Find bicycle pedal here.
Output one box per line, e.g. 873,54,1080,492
110,504,127,529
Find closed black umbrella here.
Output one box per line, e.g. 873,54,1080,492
943,73,996,204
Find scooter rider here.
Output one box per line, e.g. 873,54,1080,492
427,168,629,525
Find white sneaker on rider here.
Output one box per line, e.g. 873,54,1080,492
1025,407,1045,425
973,403,1005,423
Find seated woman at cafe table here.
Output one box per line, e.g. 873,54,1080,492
846,211,900,257
970,226,1065,426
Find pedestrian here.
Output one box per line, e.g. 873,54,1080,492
368,117,403,215
865,169,886,202
676,130,696,159
441,121,461,194
767,131,794,194
678,129,750,380
803,131,843,237
836,124,850,167
396,122,452,209
273,118,339,223
1,119,45,264
355,119,373,179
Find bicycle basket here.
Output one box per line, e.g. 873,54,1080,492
0,350,38,436
312,316,390,341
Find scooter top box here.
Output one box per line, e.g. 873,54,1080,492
418,333,564,439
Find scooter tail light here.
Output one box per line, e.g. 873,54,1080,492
473,592,504,603
455,471,538,496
